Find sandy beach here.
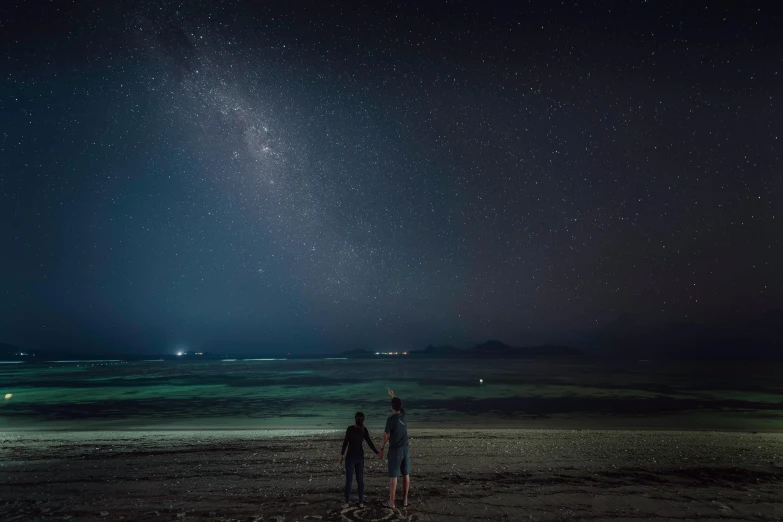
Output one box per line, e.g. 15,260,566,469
1,429,782,521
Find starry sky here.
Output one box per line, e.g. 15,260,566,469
1,1,781,355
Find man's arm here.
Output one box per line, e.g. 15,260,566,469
382,388,395,451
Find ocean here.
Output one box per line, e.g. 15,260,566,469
1,358,781,431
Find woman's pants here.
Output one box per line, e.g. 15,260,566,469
344,456,365,503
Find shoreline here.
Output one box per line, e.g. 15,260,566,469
3,425,783,433
3,415,783,433
3,429,783,521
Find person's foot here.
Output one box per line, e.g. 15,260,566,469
342,502,350,509
359,503,364,508
386,500,395,509
403,500,408,508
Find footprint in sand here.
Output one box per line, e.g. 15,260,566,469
340,503,411,521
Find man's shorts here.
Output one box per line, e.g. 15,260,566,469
387,446,411,478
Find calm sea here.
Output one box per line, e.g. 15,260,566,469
1,358,781,431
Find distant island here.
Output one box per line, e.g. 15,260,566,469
340,339,582,359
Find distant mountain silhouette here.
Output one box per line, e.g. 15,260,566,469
468,339,514,354
408,344,462,356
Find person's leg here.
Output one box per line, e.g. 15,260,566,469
356,459,365,505
402,448,411,506
344,457,354,504
387,448,399,507
388,477,397,507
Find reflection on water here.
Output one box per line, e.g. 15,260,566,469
1,359,781,431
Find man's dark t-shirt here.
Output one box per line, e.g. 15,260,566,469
384,411,408,449
341,425,379,459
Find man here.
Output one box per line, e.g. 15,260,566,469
380,388,410,508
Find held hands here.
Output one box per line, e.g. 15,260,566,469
342,453,382,461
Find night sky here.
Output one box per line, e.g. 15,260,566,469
1,1,781,354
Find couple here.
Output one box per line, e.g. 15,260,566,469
339,388,410,509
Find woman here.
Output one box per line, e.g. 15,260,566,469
339,411,383,508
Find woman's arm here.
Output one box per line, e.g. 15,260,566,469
364,427,382,457
339,427,349,464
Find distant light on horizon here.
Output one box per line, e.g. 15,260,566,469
177,351,184,356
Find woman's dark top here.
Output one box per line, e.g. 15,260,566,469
341,425,379,459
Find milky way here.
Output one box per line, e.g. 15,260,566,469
1,1,781,353
134,9,466,336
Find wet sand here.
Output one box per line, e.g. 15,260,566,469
2,429,782,521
